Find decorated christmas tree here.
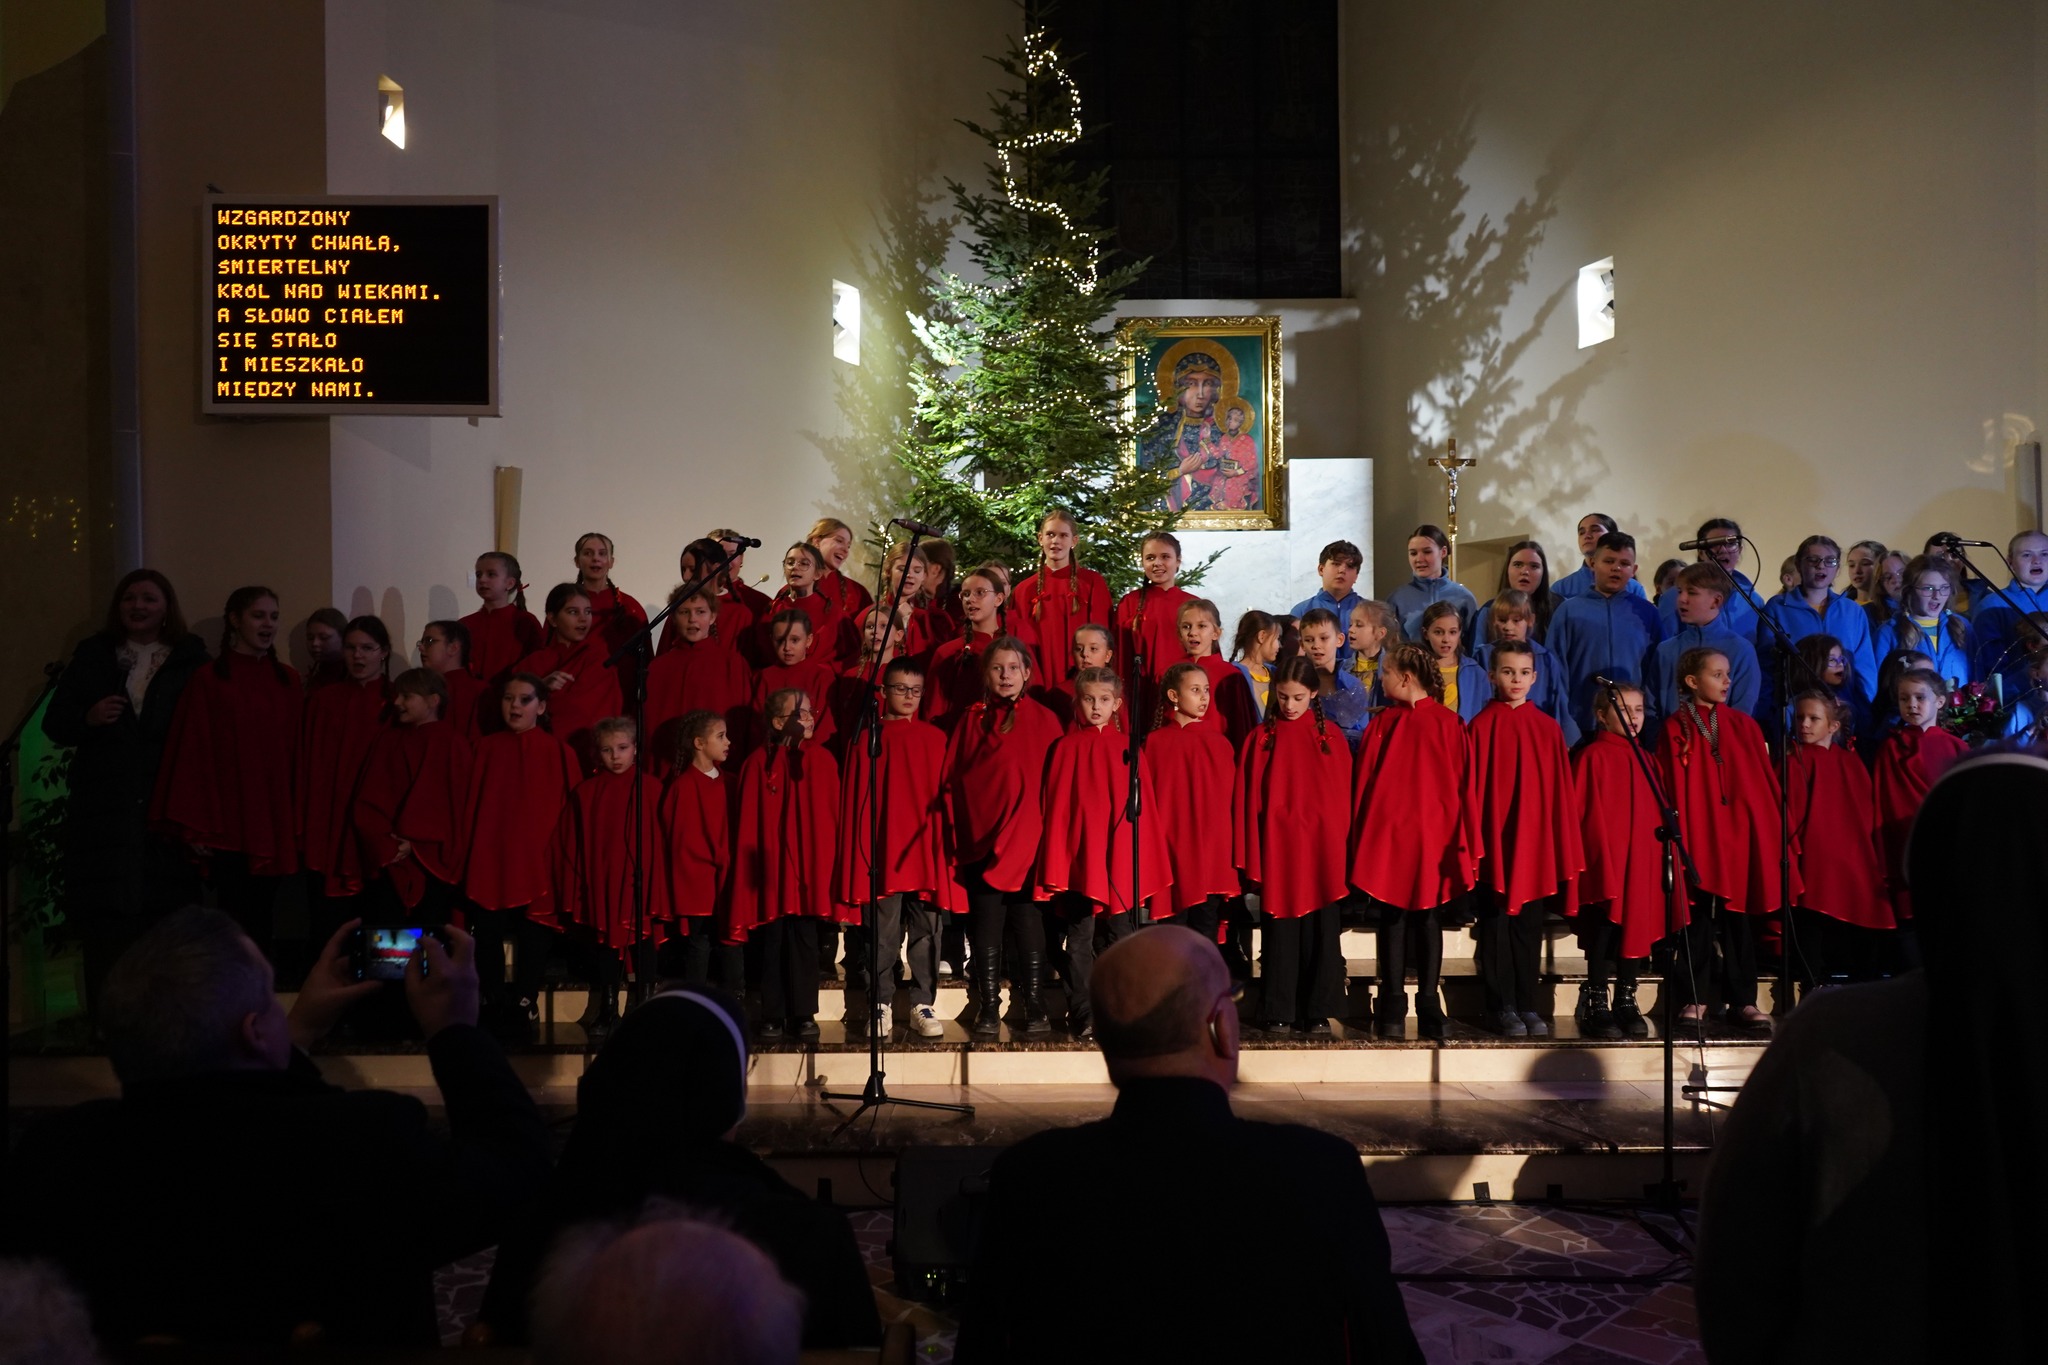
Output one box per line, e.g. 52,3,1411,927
894,29,1178,597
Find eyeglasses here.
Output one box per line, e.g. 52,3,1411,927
1802,557,1840,570
884,684,924,697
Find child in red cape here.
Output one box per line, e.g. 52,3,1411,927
1657,646,1790,1034
656,538,747,654
298,617,393,951
852,541,935,670
657,709,737,987
1033,623,1114,731
460,551,544,685
1234,656,1353,1036
826,611,901,762
571,531,649,662
1010,509,1111,672
836,657,957,1039
303,609,348,692
1114,532,1195,688
550,717,666,1039
1035,667,1172,1039
752,610,840,752
925,564,1012,730
152,585,304,962
807,515,875,620
767,541,855,671
460,672,584,1039
1464,640,1584,1036
1874,666,1969,935
514,583,624,774
1569,684,1667,1040
350,668,472,922
1785,690,1891,989
419,619,487,737
942,636,1062,1036
1176,597,1259,751
1145,662,1240,955
730,687,851,1039
1349,642,1473,1041
645,589,752,773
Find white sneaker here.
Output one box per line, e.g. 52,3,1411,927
912,1004,944,1038
938,959,955,978
877,1003,893,1036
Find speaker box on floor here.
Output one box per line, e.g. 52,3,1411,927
891,1145,1003,1305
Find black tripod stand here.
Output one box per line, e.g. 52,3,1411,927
826,527,973,1133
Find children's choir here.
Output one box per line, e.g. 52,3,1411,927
105,515,2048,1040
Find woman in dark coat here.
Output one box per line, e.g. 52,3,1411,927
42,569,208,1008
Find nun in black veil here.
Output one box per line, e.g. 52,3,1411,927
1697,749,2048,1363
475,988,882,1349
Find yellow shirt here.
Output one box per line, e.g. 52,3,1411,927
1437,659,1459,712
1243,661,1271,713
1348,653,1379,692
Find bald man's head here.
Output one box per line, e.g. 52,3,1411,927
1092,927,1236,1086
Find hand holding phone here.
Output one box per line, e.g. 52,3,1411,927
288,918,381,1051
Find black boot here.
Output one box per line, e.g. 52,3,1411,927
1577,982,1621,1040
1374,989,1407,1040
1612,982,1649,1038
1019,952,1051,1035
585,984,622,1043
972,953,1003,1036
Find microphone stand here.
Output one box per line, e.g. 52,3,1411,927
1936,539,2048,677
1598,677,1703,1211
1128,585,1148,928
604,544,740,1010
825,527,973,1132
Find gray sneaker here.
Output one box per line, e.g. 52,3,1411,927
911,1004,944,1038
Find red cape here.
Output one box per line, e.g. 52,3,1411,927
513,634,624,772
824,672,881,764
1348,698,1474,912
656,589,760,660
1571,729,1681,957
1463,701,1585,914
296,676,391,889
942,696,1061,894
1656,702,1795,915
150,651,304,875
644,637,753,774
1115,584,1194,683
1144,720,1239,914
660,764,734,927
441,667,488,738
1176,651,1258,750
459,726,584,921
460,604,544,685
1788,741,1891,930
836,716,958,908
751,658,839,750
1010,564,1111,671
1873,724,1967,920
550,768,668,952
349,721,474,909
766,588,855,670
818,567,874,620
924,631,1007,731
1233,712,1353,918
1034,723,1173,915
729,739,852,938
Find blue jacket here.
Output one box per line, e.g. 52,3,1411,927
1318,668,1372,751
2004,691,2044,741
1657,571,1759,645
1473,591,1561,645
1290,587,1364,665
1973,581,2048,692
1760,590,1878,705
1872,611,1975,689
1387,576,1479,647
1546,588,1666,736
1478,639,1578,745
1554,565,1648,602
1641,623,1763,725
1436,654,1494,724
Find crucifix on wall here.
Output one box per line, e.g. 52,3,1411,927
1426,438,1476,572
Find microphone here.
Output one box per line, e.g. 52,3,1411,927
719,533,763,549
890,516,945,538
1592,674,1625,691
1929,533,1998,550
1678,534,1741,552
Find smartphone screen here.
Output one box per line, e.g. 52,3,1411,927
360,925,424,982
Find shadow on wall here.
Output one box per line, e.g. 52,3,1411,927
1348,7,1615,593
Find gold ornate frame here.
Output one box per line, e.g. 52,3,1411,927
1119,314,1285,531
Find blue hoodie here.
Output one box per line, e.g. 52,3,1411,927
1387,575,1479,646
1554,564,1648,602
1547,587,1666,735
1872,611,1975,689
1761,590,1878,705
1642,622,1763,725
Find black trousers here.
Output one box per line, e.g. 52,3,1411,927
1374,903,1445,1020
962,859,1044,986
1260,904,1345,1026
1576,913,1642,991
1180,893,1227,951
655,917,717,986
470,906,557,1005
1045,897,1131,1026
1671,896,1758,1008
1476,896,1551,1015
756,917,822,1020
209,852,282,966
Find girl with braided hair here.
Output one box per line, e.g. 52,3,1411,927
1009,509,1110,675
1233,655,1352,1036
1144,662,1239,955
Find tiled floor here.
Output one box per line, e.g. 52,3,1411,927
436,1202,1703,1363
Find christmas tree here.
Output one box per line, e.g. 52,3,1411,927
895,29,1181,597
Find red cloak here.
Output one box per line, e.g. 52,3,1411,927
818,567,874,620
724,582,775,667
644,637,753,774
1144,720,1240,915
766,588,854,670
1174,651,1258,750
1034,723,1173,915
942,696,1062,894
1011,563,1111,672
296,676,391,892
150,651,304,875
729,739,852,938
1656,701,1795,915
583,584,647,652
925,631,1002,731
1570,729,1681,957
1232,712,1353,918
660,763,733,927
751,658,839,750
349,721,474,909
460,604,544,684
1463,701,1585,914
669,589,758,661
550,767,668,951
459,725,584,921
1873,724,1967,920
513,634,624,772
836,716,957,909
1115,584,1194,683
1348,697,1474,912
1787,740,1892,930
440,667,488,738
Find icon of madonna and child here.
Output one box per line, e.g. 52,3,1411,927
1127,320,1283,529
